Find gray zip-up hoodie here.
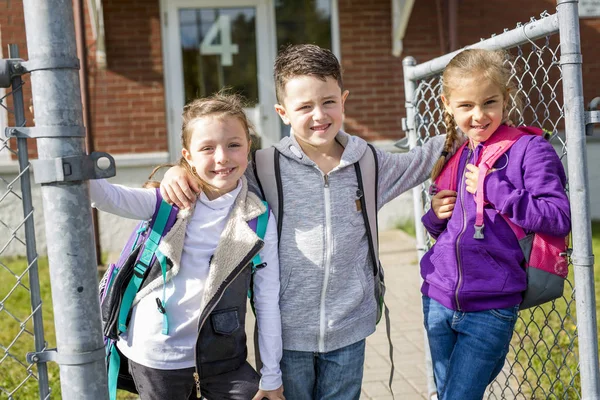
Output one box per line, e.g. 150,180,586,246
246,130,445,353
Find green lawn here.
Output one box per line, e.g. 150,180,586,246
0,257,136,399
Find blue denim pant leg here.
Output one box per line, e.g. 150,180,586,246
281,348,316,400
281,340,366,400
423,296,518,400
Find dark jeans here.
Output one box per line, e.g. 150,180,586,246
128,359,260,400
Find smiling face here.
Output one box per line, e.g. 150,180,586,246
274,75,349,150
442,74,507,146
181,115,249,199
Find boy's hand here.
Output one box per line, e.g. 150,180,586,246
464,164,479,194
159,165,199,209
432,190,457,220
252,385,285,400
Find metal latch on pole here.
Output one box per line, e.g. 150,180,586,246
30,152,116,184
27,347,105,366
5,125,116,183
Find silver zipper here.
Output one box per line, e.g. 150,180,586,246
318,173,332,352
454,148,473,311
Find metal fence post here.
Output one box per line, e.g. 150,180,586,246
403,55,437,399
20,1,109,398
7,43,51,400
556,0,600,398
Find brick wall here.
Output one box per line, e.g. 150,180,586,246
2,0,599,149
337,0,442,141
88,0,167,154
0,0,35,156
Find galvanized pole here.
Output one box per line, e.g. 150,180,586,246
20,1,109,398
8,43,51,400
403,56,437,400
556,0,600,398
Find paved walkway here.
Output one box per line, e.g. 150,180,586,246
247,229,431,400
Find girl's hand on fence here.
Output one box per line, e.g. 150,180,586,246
465,164,480,194
160,165,199,209
252,385,285,400
432,190,457,219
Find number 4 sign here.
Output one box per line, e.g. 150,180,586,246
200,15,239,66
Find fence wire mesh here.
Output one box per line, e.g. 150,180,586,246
407,13,580,400
0,74,51,399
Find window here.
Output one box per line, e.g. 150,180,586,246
275,0,333,51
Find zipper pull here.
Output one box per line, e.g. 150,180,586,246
324,174,329,188
193,372,201,398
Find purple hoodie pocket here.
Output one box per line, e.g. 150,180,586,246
460,247,509,293
421,243,458,291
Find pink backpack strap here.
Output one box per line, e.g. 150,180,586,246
473,125,543,239
432,141,469,193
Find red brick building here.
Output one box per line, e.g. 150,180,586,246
2,0,599,160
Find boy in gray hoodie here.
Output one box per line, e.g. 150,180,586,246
161,44,446,400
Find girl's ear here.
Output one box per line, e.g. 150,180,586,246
441,95,452,114
182,148,192,163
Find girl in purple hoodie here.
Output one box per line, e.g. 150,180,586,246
420,49,571,400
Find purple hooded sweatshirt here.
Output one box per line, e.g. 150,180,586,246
420,133,571,312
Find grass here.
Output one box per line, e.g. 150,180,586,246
0,256,136,399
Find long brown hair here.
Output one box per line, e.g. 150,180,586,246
430,49,522,179
144,91,255,189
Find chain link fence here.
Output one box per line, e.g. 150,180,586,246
0,47,51,399
404,8,597,400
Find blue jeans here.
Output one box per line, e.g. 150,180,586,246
280,339,366,400
422,296,519,400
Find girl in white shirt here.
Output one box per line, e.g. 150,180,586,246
91,93,284,400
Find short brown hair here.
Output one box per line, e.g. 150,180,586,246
274,44,343,103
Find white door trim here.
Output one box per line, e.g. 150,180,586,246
159,0,279,162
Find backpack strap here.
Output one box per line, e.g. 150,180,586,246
117,190,177,335
107,342,120,400
432,141,469,194
473,125,538,239
248,201,270,272
355,144,395,397
355,144,380,275
253,147,283,240
247,201,270,376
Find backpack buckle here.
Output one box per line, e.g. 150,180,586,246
429,183,439,196
251,262,267,274
155,298,166,314
474,224,485,239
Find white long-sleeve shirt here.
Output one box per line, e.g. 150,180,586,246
90,179,282,390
